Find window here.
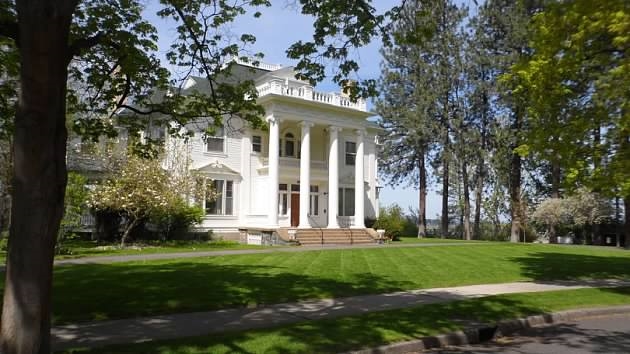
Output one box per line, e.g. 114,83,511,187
345,141,356,165
309,185,319,216
284,133,295,157
252,135,262,153
279,184,288,216
203,179,234,215
206,126,225,153
338,187,355,216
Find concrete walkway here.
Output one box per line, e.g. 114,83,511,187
52,278,630,350
54,242,482,266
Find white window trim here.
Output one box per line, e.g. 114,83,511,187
204,127,227,155
202,178,236,216
309,185,319,216
251,134,263,154
345,140,356,166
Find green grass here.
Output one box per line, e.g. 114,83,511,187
53,239,268,259
61,286,630,353
44,243,630,324
395,236,485,243
0,240,268,263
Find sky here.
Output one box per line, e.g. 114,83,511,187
147,0,480,218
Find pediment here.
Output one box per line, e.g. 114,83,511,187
196,161,240,176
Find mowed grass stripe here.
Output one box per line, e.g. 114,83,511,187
45,243,630,324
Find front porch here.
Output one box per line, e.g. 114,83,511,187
264,116,369,230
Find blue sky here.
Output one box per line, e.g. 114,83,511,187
148,0,479,218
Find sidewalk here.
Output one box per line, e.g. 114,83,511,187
52,278,630,350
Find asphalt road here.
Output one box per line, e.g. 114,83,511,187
429,314,630,354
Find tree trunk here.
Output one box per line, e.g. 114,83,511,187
1,2,75,352
474,90,488,240
509,150,521,243
417,151,427,238
625,197,630,250
548,160,561,243
120,217,141,248
473,158,483,240
462,161,471,241
441,158,449,238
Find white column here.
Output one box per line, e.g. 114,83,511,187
267,115,280,227
353,129,365,228
298,121,314,228
327,126,341,228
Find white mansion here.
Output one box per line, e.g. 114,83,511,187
182,60,381,242
73,59,382,244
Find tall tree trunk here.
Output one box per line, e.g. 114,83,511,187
549,160,561,242
417,151,427,238
509,108,522,243
441,158,449,238
509,149,522,243
1,1,75,352
625,197,630,250
473,156,483,240
462,161,471,241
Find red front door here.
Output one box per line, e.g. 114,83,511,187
290,194,300,227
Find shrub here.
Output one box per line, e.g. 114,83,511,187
150,200,204,240
373,204,408,240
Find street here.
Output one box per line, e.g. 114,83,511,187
429,314,630,354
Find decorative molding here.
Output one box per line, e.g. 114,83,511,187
299,121,315,129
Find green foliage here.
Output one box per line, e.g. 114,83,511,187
0,233,7,252
373,204,412,240
56,172,90,254
150,200,204,240
506,0,630,199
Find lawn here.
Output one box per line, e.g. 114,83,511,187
61,286,630,353
395,236,486,243
45,243,630,324
54,239,269,259
0,239,269,263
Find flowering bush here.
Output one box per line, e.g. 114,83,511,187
89,154,203,247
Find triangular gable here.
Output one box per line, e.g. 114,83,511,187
196,161,240,176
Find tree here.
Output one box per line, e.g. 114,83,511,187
566,188,613,243
376,0,438,239
530,197,570,240
89,150,202,247
475,0,545,242
507,0,630,246
0,0,271,350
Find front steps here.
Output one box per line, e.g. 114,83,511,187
280,228,376,245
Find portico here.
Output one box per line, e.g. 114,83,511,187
265,116,368,229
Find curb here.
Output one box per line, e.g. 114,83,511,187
346,305,630,354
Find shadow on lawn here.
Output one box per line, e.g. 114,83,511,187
52,261,414,325
510,251,630,281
